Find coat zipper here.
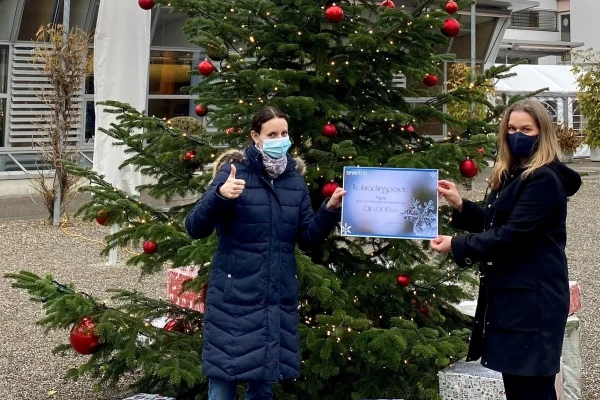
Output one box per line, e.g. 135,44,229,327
270,177,284,380
482,283,489,337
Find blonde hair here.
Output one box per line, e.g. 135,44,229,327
489,99,561,190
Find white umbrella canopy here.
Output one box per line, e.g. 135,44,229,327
93,0,152,264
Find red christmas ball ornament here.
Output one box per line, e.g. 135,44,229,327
380,0,396,8
396,275,411,287
184,150,197,161
322,181,339,198
198,60,215,76
325,5,344,23
441,18,461,38
96,210,107,226
444,0,458,14
164,319,187,333
322,123,337,138
70,317,101,355
404,124,415,133
143,240,158,255
419,305,431,318
225,127,242,135
195,104,208,117
138,0,155,10
459,158,479,179
423,74,438,87
477,147,485,154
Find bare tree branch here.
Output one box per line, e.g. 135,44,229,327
29,24,91,222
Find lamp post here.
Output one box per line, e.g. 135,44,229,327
53,0,70,226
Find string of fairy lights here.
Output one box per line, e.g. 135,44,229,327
189,0,463,123
81,108,497,307
83,1,500,334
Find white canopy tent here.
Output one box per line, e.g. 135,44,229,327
494,64,588,158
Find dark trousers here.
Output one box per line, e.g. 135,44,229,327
502,373,557,400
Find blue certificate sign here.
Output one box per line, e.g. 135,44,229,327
340,167,439,240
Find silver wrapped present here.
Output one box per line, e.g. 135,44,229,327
439,361,563,400
562,315,581,400
439,361,506,400
123,395,175,400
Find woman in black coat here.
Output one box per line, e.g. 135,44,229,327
430,99,581,400
185,106,346,400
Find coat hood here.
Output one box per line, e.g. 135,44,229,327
211,148,306,178
548,161,581,197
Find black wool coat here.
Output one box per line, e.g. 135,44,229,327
185,145,341,383
450,161,581,377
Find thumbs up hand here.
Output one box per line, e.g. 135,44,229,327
218,164,246,199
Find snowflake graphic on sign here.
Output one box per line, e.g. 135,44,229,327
429,170,437,179
403,197,436,237
340,222,352,235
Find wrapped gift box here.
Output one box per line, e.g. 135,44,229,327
439,361,563,400
562,315,582,400
568,281,581,315
123,395,175,400
167,266,205,312
439,361,505,400
137,316,169,346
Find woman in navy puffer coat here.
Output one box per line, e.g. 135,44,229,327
185,107,346,400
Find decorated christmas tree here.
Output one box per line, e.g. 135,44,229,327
6,1,540,399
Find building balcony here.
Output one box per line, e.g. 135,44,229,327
497,39,583,62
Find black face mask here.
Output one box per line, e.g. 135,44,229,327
507,132,538,158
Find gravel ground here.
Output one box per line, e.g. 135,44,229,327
0,221,164,400
564,178,599,400
0,177,597,399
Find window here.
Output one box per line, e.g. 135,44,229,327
148,99,193,121
18,0,96,41
509,10,558,31
0,99,5,147
149,50,194,95
84,100,95,145
447,14,497,61
85,48,94,94
83,47,95,146
444,62,484,90
0,45,7,148
572,99,586,135
19,0,64,41
561,14,571,42
0,46,8,94
540,100,558,122
0,0,20,40
152,8,195,48
147,48,201,121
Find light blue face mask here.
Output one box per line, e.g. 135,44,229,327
260,136,291,159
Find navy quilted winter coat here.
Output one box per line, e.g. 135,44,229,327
185,144,341,383
451,161,581,377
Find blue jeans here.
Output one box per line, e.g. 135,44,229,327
208,378,273,400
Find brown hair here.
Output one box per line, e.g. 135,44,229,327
251,106,289,135
489,99,561,190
